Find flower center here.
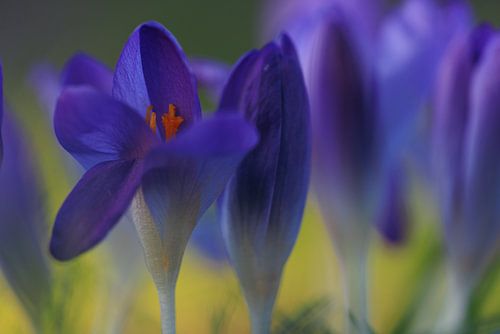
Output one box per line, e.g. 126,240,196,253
145,104,184,140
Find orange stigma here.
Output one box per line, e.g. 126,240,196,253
145,105,157,133
161,104,184,140
149,112,157,133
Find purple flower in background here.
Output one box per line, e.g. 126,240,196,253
0,64,3,164
261,0,383,44
0,111,52,331
376,165,409,244
433,24,500,330
49,21,258,333
189,58,230,103
274,0,471,243
219,34,310,334
189,205,227,264
262,0,471,331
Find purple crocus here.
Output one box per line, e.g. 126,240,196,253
281,0,470,242
262,0,471,331
49,21,258,333
31,51,232,272
433,24,500,331
0,111,52,331
219,34,310,334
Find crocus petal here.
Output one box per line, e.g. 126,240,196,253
0,112,51,320
461,35,500,273
376,165,408,244
141,113,258,237
219,50,260,110
433,25,494,231
306,12,377,211
113,21,201,134
221,34,310,256
54,86,158,169
61,53,113,94
50,160,145,260
377,0,472,161
218,35,310,329
190,58,231,103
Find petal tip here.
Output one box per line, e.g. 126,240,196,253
49,234,76,261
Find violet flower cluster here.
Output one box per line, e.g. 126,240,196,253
0,1,499,334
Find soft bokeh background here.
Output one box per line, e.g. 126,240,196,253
0,0,499,333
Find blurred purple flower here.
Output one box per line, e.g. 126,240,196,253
29,64,60,118
0,111,52,329
376,165,409,244
0,64,3,163
264,0,471,243
433,23,500,284
189,58,230,103
189,205,227,264
432,23,500,331
219,34,310,333
261,0,383,44
262,1,471,331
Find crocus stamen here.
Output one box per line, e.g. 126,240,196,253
161,104,184,140
149,112,157,133
149,112,157,134
145,105,153,124
145,105,158,133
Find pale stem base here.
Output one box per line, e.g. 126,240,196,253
340,249,369,334
435,268,473,333
328,216,370,334
158,283,177,334
248,297,275,334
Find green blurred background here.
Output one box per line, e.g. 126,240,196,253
0,0,499,333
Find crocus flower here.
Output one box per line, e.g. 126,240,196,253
433,24,500,331
219,34,310,334
262,0,471,331
49,21,258,334
31,52,232,268
0,111,52,331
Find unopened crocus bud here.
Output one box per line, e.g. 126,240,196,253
433,24,500,331
219,34,311,334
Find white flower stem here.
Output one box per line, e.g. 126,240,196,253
131,190,192,334
340,246,369,334
158,281,177,334
327,214,370,334
435,268,473,333
248,295,275,334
